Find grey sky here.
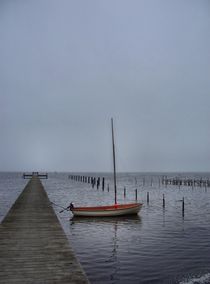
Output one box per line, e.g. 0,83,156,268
0,0,210,172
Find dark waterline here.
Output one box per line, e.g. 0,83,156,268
1,172,210,284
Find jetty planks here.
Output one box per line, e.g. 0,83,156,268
0,176,89,284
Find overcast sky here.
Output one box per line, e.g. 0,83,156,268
0,0,210,172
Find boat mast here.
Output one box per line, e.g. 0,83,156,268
111,118,117,205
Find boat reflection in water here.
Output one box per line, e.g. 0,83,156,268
70,214,142,225
70,215,142,282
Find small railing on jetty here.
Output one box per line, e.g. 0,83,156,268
23,172,48,179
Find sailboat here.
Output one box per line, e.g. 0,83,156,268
70,118,143,217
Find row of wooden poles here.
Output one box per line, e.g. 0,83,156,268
69,175,140,200
69,175,106,190
162,177,210,188
128,176,210,189
69,175,210,190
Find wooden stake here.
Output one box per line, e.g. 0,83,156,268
147,192,149,203
163,194,165,208
135,189,138,201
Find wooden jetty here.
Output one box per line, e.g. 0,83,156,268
0,176,89,284
23,171,48,179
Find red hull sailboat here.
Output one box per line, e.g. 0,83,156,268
70,119,143,217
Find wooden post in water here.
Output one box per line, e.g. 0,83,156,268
92,177,94,187
102,177,105,191
124,187,126,198
97,178,100,190
163,194,165,208
135,189,138,201
182,197,185,216
147,192,149,203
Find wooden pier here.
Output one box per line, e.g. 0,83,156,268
0,176,89,284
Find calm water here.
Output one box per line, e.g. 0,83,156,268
1,172,210,284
